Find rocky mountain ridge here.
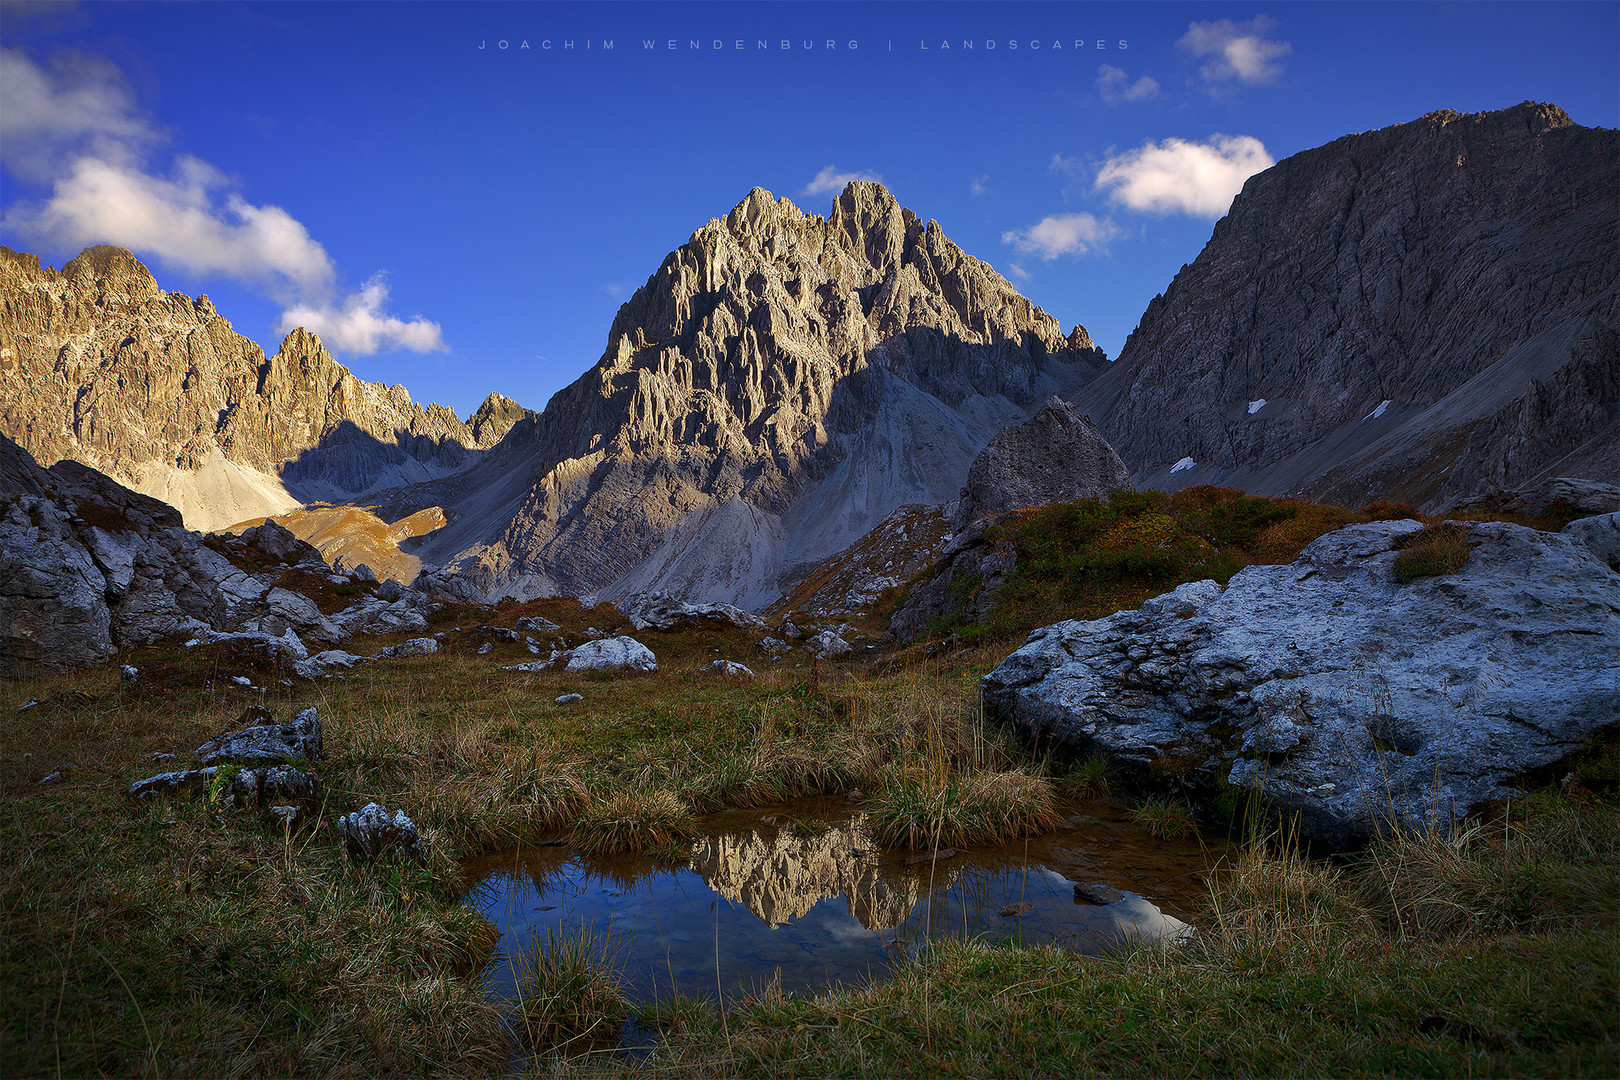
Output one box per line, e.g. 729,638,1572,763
399,182,1107,606
0,245,528,531
1074,102,1618,510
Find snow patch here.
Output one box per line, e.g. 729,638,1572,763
1247,399,1267,415
1169,457,1196,474
1364,400,1391,420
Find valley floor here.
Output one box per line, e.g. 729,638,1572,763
2,593,1615,1078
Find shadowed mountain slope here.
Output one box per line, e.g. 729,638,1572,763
1073,102,1618,510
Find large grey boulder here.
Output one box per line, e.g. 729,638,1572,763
953,397,1132,532
1563,511,1620,571
563,636,657,672
619,591,766,632
982,519,1620,849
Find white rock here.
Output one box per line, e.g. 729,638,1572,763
564,636,657,672
983,519,1620,849
710,660,755,678
811,630,852,658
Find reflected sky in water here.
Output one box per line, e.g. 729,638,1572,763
463,799,1212,1006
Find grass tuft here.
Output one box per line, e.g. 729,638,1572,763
1392,522,1472,583
568,788,696,856
867,767,1061,849
1129,796,1199,840
511,924,627,1051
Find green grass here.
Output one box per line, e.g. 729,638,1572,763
512,925,628,1051
2,590,1614,1078
1128,795,1199,840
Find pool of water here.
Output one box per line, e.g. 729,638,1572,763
462,797,1219,1009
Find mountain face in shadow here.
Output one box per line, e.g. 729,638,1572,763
405,182,1106,605
1073,102,1618,510
0,246,526,532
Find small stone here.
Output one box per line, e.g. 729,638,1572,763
17,698,38,711
231,675,252,686
845,788,864,802
120,664,139,681
555,693,583,704
1074,882,1124,905
477,642,493,655
904,848,957,865
38,763,76,785
710,659,755,678
998,901,1035,917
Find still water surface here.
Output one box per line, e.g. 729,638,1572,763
463,797,1218,1007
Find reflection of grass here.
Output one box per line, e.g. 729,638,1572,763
512,924,626,1051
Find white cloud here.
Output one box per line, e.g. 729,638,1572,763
1096,64,1161,104
1177,17,1291,87
1,46,445,356
0,46,156,182
14,155,338,297
969,174,990,196
1094,135,1274,218
601,282,627,299
803,164,883,197
277,274,445,355
1001,213,1121,260
1007,263,1031,281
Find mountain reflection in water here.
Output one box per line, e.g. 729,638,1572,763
462,799,1209,1005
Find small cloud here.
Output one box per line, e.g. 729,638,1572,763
1007,263,1031,281
1177,17,1291,88
1096,64,1161,104
601,283,627,299
1094,135,1274,218
969,174,990,196
1001,213,1121,260
0,45,159,183
276,273,446,355
802,164,882,197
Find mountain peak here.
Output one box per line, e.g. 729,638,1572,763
61,245,162,303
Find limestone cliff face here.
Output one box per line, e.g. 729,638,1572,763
414,183,1104,606
1074,102,1619,510
0,246,526,530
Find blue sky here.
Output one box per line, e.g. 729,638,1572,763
3,1,1616,418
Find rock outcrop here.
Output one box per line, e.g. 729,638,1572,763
618,592,766,632
397,182,1105,607
1073,103,1618,510
769,503,952,624
889,515,1021,645
953,397,1132,531
0,434,445,677
982,518,1620,849
0,245,527,531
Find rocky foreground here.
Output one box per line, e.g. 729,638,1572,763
984,513,1620,848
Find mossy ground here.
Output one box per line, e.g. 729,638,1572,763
2,494,1610,1077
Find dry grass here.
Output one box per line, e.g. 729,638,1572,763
1128,796,1199,840
569,789,697,856
1392,522,1472,583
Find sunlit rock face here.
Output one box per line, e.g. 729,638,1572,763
691,818,951,931
406,182,1105,607
0,245,524,532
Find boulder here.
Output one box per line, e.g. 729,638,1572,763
619,592,766,631
514,615,562,634
888,517,1020,645
339,802,423,862
811,630,853,659
953,397,1132,532
372,637,439,659
982,520,1620,849
564,636,657,672
710,660,755,678
197,706,323,766
1563,511,1620,572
